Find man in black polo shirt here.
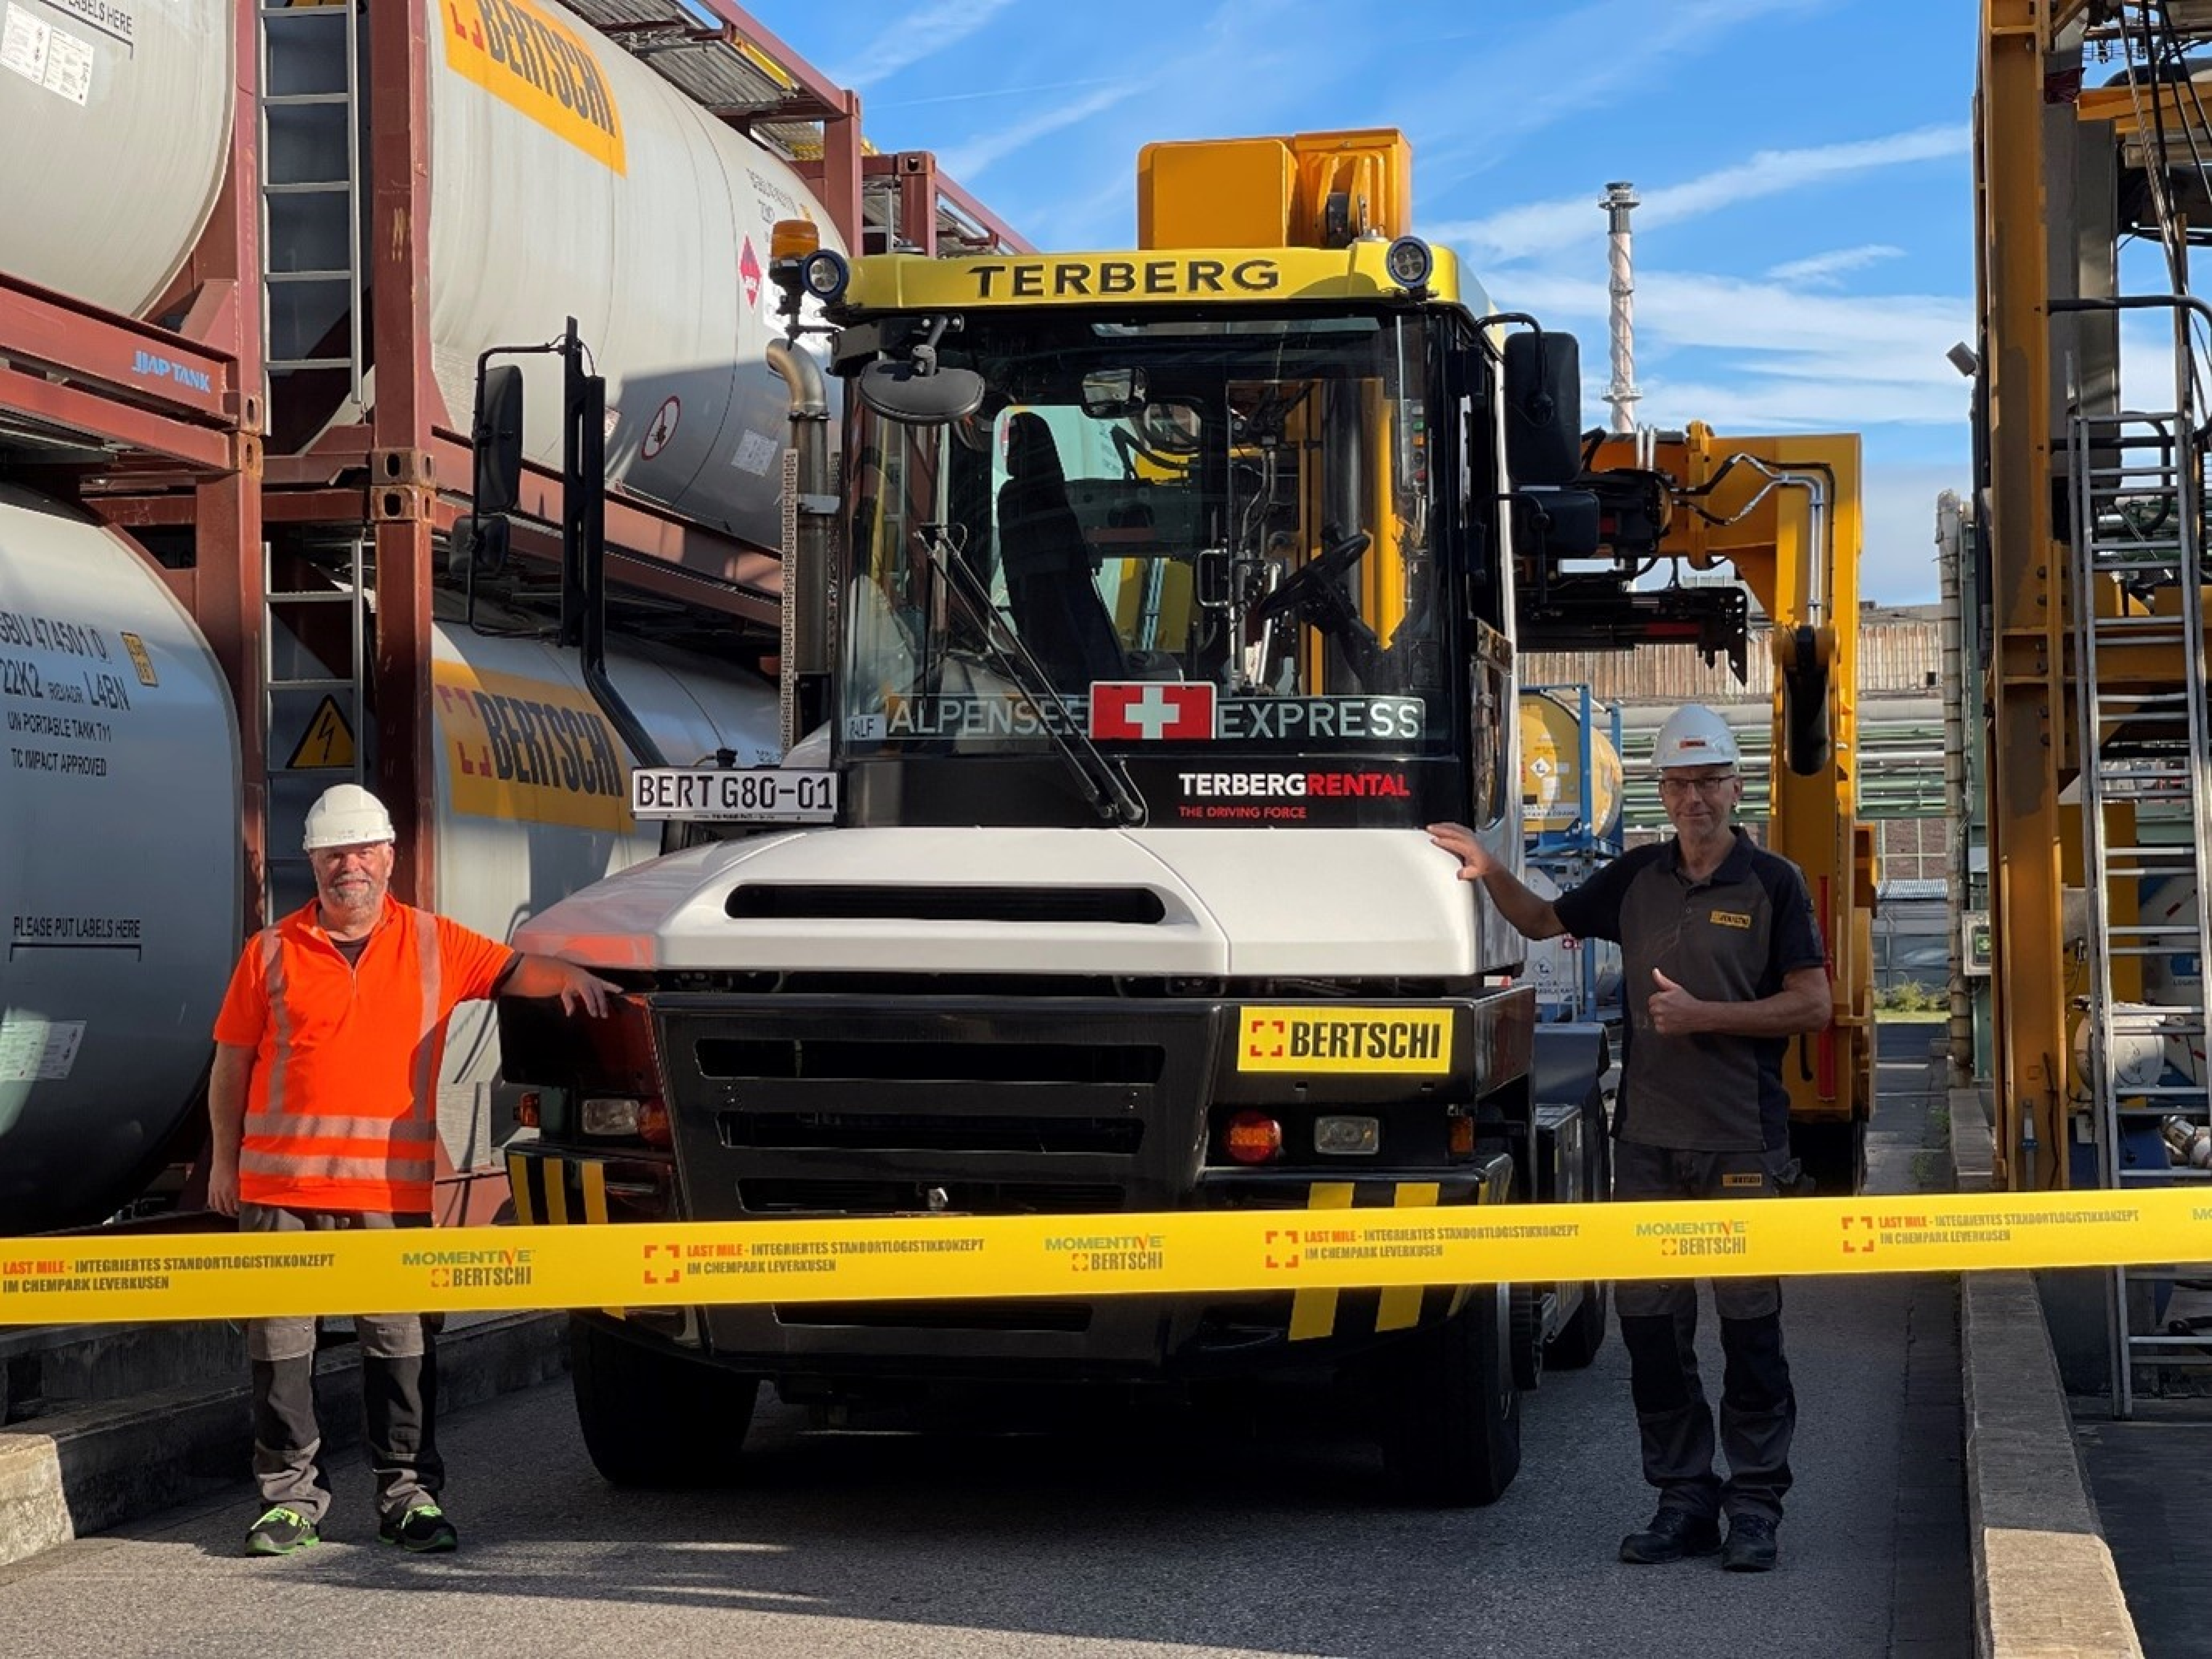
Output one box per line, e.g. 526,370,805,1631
1428,702,1829,1572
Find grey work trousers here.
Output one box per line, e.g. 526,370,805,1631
1611,1141,1797,1524
240,1203,443,1523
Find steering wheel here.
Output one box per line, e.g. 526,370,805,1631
1248,531,1371,625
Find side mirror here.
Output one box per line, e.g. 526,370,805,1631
1502,331,1582,488
855,358,987,425
1081,367,1145,419
1135,399,1203,454
447,513,509,580
472,363,525,516
1516,486,1600,558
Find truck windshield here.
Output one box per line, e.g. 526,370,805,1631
841,311,1450,758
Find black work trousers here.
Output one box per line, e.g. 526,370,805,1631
241,1204,444,1523
1611,1140,1796,1524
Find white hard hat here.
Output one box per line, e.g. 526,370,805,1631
1650,704,1741,770
302,783,396,851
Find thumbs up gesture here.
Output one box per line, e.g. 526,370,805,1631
1647,968,1707,1036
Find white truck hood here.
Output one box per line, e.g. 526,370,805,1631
513,827,1485,979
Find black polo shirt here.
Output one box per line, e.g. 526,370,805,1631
1552,829,1826,1152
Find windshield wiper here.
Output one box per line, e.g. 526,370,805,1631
912,524,1147,827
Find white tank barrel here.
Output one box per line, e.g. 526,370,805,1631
427,0,847,547
0,485,242,1234
0,486,781,1232
0,0,233,317
0,0,844,546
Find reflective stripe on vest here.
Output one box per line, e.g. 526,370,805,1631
239,1148,437,1186
242,1112,438,1145
260,927,292,1116
411,906,443,1133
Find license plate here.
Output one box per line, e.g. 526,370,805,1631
629,767,838,824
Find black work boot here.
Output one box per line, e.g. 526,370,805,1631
1722,1513,1780,1572
1619,1507,1722,1564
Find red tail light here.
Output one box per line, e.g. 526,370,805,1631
1224,1111,1284,1165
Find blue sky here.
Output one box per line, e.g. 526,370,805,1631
775,0,1978,606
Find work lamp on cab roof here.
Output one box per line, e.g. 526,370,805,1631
769,218,849,306
1385,235,1434,294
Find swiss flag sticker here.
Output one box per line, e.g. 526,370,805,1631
1089,681,1216,741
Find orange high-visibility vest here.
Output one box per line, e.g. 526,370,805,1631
214,898,517,1213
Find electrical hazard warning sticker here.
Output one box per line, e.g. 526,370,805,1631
286,696,356,771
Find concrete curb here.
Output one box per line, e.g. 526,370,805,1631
1951,1089,2144,1658
0,1310,566,1569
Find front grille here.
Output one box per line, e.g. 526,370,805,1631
722,1112,1143,1155
696,1038,1165,1084
773,1301,1093,1332
737,1179,1126,1214
726,885,1166,924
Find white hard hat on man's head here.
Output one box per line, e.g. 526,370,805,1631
302,783,396,851
1650,704,1742,770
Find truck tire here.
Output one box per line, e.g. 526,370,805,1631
1545,1098,1611,1370
1794,1118,1867,1196
1376,1283,1523,1506
568,1316,758,1488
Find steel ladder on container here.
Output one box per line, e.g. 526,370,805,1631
2066,367,2212,1415
257,0,367,445
255,4,371,921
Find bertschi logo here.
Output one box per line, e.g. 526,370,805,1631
1046,1232,1166,1273
1238,1006,1453,1075
403,1246,534,1289
1634,1218,1749,1259
441,0,627,174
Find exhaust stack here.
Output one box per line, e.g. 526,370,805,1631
1601,181,1641,435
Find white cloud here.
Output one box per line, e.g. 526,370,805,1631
1860,462,1966,604
1431,125,1968,265
936,79,1155,185
867,78,1124,110
931,1,1312,215
1407,0,1833,188
1767,245,1906,287
827,0,1020,89
1487,268,1971,430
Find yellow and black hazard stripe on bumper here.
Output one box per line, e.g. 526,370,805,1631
1283,1156,1513,1341
507,1149,608,1228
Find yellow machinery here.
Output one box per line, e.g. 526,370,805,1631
1973,2,2212,1405
1524,427,1878,1193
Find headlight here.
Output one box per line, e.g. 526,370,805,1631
1385,235,1434,292
800,248,851,303
580,1096,641,1137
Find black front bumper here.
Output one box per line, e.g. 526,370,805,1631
501,988,1531,1380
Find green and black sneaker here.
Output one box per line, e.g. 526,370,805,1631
379,1503,458,1553
244,1505,320,1557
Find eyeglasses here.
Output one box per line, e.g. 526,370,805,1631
310,844,390,868
1657,772,1739,797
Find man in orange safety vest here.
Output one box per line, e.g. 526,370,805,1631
208,783,619,1559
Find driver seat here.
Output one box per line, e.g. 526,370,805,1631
997,413,1125,688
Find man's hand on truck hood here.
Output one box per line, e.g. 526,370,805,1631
1427,822,1566,943
502,954,622,1019
1427,821,1502,882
